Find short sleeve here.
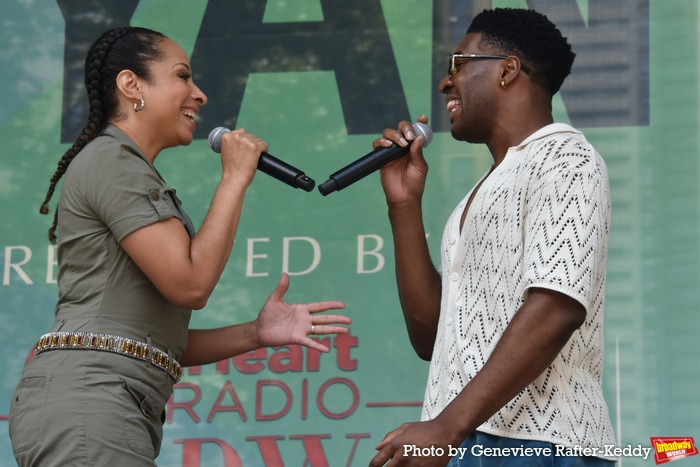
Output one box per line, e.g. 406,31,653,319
83,141,184,243
521,139,611,312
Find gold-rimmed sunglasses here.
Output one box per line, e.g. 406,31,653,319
448,53,531,78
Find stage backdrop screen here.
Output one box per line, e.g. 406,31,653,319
1,1,698,466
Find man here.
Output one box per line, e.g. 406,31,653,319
370,8,616,467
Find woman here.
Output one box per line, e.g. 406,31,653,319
8,26,350,466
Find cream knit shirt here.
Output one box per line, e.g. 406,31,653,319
422,124,616,454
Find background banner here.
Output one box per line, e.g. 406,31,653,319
1,1,697,465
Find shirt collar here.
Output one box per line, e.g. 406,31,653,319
514,123,582,150
101,124,152,165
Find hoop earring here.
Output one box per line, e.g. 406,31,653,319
134,97,145,112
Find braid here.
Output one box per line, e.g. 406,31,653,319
40,26,165,244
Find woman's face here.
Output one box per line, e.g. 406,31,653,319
140,38,207,152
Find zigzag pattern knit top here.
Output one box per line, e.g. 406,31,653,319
422,124,615,452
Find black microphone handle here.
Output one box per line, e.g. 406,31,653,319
258,153,315,192
208,127,315,192
318,143,407,196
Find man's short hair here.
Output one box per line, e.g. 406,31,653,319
467,8,576,96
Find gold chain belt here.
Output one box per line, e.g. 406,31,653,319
35,331,182,382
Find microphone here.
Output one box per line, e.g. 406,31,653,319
318,122,433,196
208,127,315,192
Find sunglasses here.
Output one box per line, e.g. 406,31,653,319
448,53,531,78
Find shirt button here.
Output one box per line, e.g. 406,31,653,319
449,237,457,245
450,272,459,282
150,190,161,201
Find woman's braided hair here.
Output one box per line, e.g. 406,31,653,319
40,26,166,244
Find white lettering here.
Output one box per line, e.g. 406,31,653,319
4,246,33,285
447,445,468,459
282,237,320,276
46,244,58,284
402,445,444,457
1,232,435,285
246,238,269,277
603,445,653,460
471,444,553,457
356,234,384,274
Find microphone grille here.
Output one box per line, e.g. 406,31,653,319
412,122,433,148
208,127,230,153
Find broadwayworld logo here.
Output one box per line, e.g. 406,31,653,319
650,437,698,464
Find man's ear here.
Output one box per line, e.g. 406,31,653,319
501,56,527,86
115,69,142,100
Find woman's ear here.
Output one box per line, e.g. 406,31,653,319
115,69,142,100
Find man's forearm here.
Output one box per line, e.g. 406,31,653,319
389,202,442,359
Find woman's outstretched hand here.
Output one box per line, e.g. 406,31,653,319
255,273,350,352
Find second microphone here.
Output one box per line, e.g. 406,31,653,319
208,127,315,192
318,122,433,196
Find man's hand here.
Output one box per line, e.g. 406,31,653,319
369,419,461,467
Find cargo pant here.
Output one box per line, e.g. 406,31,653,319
9,348,173,466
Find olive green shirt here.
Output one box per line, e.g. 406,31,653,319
50,125,193,359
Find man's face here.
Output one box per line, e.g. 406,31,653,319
439,33,503,143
